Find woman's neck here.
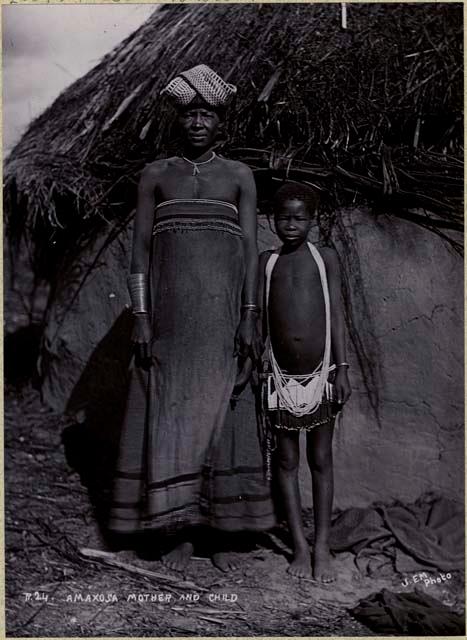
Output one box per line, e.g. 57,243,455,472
182,146,216,162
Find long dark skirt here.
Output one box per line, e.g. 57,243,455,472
109,223,275,534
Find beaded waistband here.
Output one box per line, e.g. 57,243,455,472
153,217,243,237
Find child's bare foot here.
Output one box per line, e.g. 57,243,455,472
287,547,312,579
312,544,336,583
212,552,241,572
161,541,193,571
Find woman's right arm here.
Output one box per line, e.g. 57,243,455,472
130,165,158,352
131,164,157,272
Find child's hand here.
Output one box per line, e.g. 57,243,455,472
335,368,351,405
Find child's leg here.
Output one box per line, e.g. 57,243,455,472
276,429,312,578
306,420,336,583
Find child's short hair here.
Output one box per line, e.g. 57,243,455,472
273,182,319,216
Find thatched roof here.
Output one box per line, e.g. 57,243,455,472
5,2,463,275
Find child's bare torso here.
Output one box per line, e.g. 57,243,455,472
268,244,327,375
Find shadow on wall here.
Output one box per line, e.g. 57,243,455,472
62,309,134,541
4,324,43,389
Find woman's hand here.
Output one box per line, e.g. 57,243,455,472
235,310,260,361
232,357,253,397
334,367,351,405
132,314,153,369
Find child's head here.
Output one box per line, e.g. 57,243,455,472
273,183,319,247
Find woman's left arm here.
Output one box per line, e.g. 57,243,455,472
322,247,351,405
236,162,259,359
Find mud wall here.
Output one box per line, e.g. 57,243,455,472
40,209,464,508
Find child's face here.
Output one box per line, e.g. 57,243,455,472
274,199,313,247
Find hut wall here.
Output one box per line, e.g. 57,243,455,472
40,209,463,508
330,210,463,509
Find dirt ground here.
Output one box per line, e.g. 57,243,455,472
4,381,464,638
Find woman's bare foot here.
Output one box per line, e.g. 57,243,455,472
312,544,336,583
287,547,312,579
212,552,241,572
210,531,242,572
161,541,194,572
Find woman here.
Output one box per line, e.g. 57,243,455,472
109,65,275,571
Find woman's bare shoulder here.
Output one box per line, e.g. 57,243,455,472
217,156,253,177
140,158,179,183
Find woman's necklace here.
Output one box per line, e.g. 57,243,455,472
182,151,216,176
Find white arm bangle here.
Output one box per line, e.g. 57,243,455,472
127,273,148,314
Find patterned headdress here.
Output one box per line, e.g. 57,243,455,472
161,64,237,108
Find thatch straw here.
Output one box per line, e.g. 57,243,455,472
4,2,463,274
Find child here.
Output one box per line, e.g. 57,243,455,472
259,183,351,582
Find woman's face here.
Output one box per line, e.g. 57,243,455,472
177,104,221,150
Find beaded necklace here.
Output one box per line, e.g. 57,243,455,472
182,152,216,176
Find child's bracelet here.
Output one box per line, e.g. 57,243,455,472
336,362,350,368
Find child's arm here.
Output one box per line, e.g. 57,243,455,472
322,247,351,405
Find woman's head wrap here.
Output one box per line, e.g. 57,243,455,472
161,64,237,108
